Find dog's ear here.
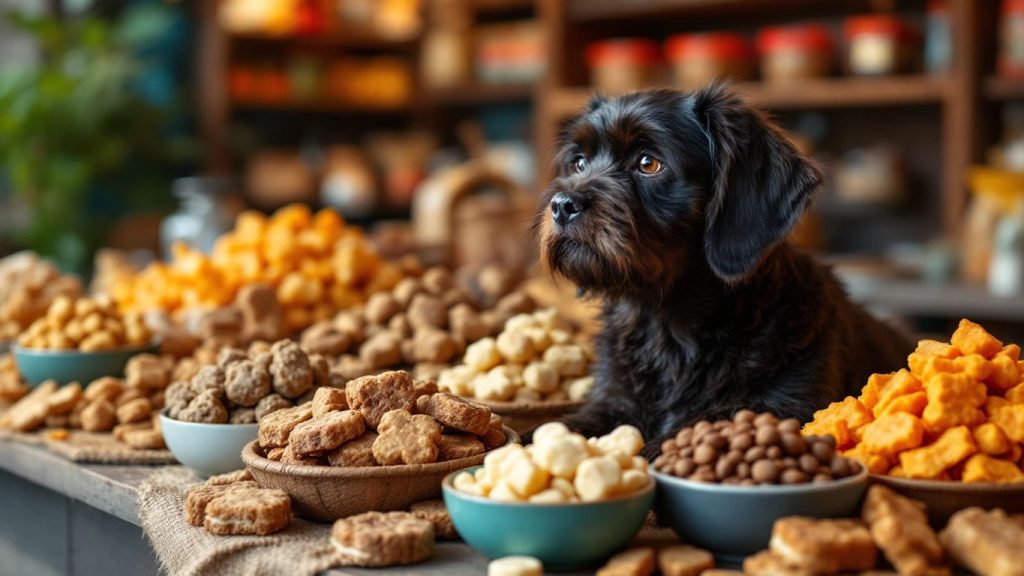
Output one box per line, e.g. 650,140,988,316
691,84,822,284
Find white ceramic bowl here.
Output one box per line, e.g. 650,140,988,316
160,410,258,477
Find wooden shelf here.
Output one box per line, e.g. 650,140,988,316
228,30,417,51
843,277,1024,323
425,82,535,106
566,0,878,21
231,99,410,115
984,75,1024,100
471,0,535,13
547,76,952,119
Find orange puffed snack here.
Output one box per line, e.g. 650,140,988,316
805,319,1024,483
111,205,402,332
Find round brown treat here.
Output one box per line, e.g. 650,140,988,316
690,468,716,483
123,428,166,450
736,461,751,479
346,371,416,429
751,459,780,483
116,397,153,424
693,444,717,466
715,456,737,479
799,454,820,474
84,377,124,403
255,393,292,421
744,446,766,462
733,409,757,423
729,432,753,452
331,511,433,567
81,400,116,432
813,473,833,483
392,278,424,308
679,446,694,459
407,294,447,330
421,267,454,294
831,457,854,478
673,459,695,477
203,488,291,536
225,360,272,407
753,413,779,427
781,433,807,456
178,390,229,424
703,432,727,450
782,457,798,469
190,365,226,399
766,446,783,459
437,434,486,461
819,434,837,449
268,341,314,399
778,418,802,434
755,426,781,447
675,428,693,446
780,469,809,484
360,332,402,370
694,421,712,434
739,478,756,486
216,347,247,369
811,440,836,463
365,293,401,325
661,439,678,453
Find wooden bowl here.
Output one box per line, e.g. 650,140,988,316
871,474,1024,526
476,399,584,435
241,426,520,522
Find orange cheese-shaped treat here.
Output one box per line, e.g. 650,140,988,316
961,454,1024,483
950,319,1003,359
986,353,1020,391
898,426,977,480
1006,383,1024,404
953,354,993,382
972,422,1012,456
990,403,1024,443
804,397,873,450
874,370,923,417
876,391,927,418
859,373,891,410
861,412,925,457
921,373,986,433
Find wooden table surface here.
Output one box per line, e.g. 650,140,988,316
0,438,681,575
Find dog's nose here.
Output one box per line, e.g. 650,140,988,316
550,193,584,226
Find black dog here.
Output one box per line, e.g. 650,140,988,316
536,84,912,447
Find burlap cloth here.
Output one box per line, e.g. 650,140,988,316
139,468,344,576
0,427,176,464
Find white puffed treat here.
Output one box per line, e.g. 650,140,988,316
438,365,478,396
504,313,540,333
473,366,517,401
496,330,535,364
574,456,622,501
546,389,569,401
532,308,570,332
543,344,588,377
593,425,645,466
566,376,594,401
528,488,568,503
503,449,549,497
523,362,560,394
488,556,543,576
532,422,570,444
532,434,590,479
550,477,576,499
454,471,486,496
621,469,650,493
464,338,503,371
629,455,648,473
488,480,524,502
549,329,572,344
521,327,552,351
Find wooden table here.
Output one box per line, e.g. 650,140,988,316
0,438,670,575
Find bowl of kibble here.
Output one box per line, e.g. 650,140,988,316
12,296,156,385
443,423,655,570
651,411,868,562
437,309,593,433
241,370,521,521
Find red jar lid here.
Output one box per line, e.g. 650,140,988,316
756,24,834,55
927,0,947,13
585,38,661,66
666,33,754,62
1005,0,1024,14
843,15,916,40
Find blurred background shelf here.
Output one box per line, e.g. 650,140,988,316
985,76,1024,101
227,31,419,51
425,83,535,107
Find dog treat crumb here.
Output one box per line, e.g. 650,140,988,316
205,469,254,486
331,511,433,567
658,545,714,576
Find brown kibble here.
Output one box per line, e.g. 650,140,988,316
799,454,820,474
777,418,801,434
766,446,783,459
674,459,695,477
734,409,757,423
780,469,809,484
729,432,753,452
753,413,779,427
744,446,766,462
831,457,853,478
702,432,728,450
751,459,780,483
780,433,807,456
693,444,717,466
811,440,835,463
755,426,781,447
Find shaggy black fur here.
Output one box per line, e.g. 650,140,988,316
536,84,912,449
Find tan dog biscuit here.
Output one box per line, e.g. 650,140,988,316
183,481,259,525
178,390,229,424
416,393,491,435
658,545,715,576
205,469,254,486
327,432,379,467
116,397,153,424
409,499,458,539
413,379,439,397
115,387,146,408
862,485,948,576
255,393,291,421
480,415,508,450
265,447,285,461
258,404,313,448
80,399,116,432
288,410,366,455
123,428,165,450
84,377,123,403
46,382,82,415
280,444,323,466
203,487,291,536
769,517,877,574
743,551,815,576
331,511,434,567
597,547,656,576
224,360,271,407
269,340,313,399
372,409,441,465
312,387,348,417
126,354,168,390
940,507,1024,576
438,434,486,461
346,371,416,429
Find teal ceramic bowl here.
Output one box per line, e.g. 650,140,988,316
443,466,655,570
652,466,869,562
12,342,158,386
160,410,259,477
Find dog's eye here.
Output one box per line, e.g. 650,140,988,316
570,155,587,174
637,155,663,175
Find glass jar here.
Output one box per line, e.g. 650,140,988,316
756,24,834,83
160,177,237,257
585,38,663,95
843,15,919,76
1001,0,1024,77
665,32,756,91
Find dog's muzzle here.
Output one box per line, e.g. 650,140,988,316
550,192,587,227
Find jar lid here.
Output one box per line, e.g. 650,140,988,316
585,38,661,66
756,24,833,54
843,15,917,41
665,33,754,62
926,0,947,13
1004,0,1024,14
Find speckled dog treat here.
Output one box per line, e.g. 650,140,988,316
224,360,271,407
205,469,254,486
184,481,259,526
415,393,491,436
258,404,313,448
311,387,348,417
203,488,291,536
331,511,434,567
328,432,379,467
178,390,229,424
346,371,416,429
269,340,313,399
255,393,291,421
769,517,877,574
657,545,714,576
372,409,441,465
437,434,486,461
288,410,366,456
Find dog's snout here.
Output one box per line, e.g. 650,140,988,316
550,193,585,226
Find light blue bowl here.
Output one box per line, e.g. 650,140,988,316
160,410,259,477
443,466,655,570
12,343,158,386
652,466,869,562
